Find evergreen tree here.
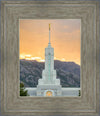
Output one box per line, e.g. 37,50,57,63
20,82,29,96
79,90,81,96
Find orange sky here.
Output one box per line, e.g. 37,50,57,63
20,19,81,65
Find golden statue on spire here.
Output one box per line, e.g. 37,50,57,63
49,24,50,30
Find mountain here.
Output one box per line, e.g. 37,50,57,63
20,59,80,87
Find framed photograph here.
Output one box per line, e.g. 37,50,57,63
19,19,81,97
1,1,99,115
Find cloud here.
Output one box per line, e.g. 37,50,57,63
20,19,81,65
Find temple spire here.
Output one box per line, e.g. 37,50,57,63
48,24,51,45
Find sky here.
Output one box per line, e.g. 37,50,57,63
20,19,81,65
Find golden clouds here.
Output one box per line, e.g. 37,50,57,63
20,19,81,65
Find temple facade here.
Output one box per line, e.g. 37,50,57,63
37,24,62,96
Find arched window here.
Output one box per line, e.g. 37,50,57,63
46,91,53,96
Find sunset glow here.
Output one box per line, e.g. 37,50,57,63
20,19,81,65
20,54,69,62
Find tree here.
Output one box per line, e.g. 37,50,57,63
20,82,29,96
79,90,81,96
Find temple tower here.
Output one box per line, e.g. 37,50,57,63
37,24,62,96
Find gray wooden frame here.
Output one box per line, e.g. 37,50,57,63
1,1,99,115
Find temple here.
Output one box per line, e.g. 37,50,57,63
37,24,62,96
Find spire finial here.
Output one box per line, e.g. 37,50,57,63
49,24,50,30
49,24,51,45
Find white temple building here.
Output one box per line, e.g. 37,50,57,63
37,24,62,96
25,24,81,97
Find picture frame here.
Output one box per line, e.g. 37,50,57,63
1,1,99,115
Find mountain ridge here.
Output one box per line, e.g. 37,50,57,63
20,59,80,87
